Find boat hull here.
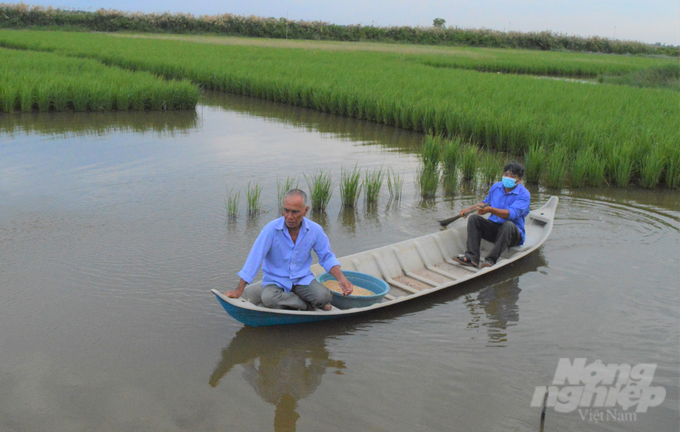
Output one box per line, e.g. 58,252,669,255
212,196,558,327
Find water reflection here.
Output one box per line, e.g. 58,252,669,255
464,251,547,347
200,91,424,154
336,207,359,234
307,210,330,229
210,326,346,432
0,110,198,137
476,277,521,346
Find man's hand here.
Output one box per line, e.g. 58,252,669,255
461,203,485,218
225,278,247,298
338,277,354,296
329,265,353,296
477,205,491,215
225,288,243,298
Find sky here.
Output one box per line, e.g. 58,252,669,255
23,1,680,45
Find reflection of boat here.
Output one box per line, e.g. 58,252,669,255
211,196,558,327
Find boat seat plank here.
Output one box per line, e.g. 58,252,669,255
392,275,431,291
411,268,455,284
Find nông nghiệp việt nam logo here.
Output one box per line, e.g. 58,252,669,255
531,358,666,421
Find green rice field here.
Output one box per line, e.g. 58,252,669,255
0,30,677,188
0,46,198,112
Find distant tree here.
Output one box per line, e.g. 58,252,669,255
433,18,446,28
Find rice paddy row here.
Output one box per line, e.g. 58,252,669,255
1,31,677,188
226,168,406,218
0,47,198,112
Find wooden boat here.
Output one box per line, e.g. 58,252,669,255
211,196,558,327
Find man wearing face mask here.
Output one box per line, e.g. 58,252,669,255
454,160,530,269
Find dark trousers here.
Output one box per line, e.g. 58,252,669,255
466,214,521,264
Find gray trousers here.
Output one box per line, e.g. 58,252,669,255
466,214,521,264
243,279,332,310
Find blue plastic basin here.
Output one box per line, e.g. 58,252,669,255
317,271,390,309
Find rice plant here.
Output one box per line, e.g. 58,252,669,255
610,144,636,187
421,136,442,171
386,167,404,201
417,165,440,198
460,144,478,181
639,145,666,189
246,181,262,215
277,176,299,209
363,167,384,205
225,187,240,219
480,152,502,185
665,145,680,189
570,148,593,187
587,154,607,187
442,172,458,195
524,142,546,184
0,30,675,188
442,137,462,175
339,164,362,208
304,170,333,211
0,46,199,113
545,145,569,189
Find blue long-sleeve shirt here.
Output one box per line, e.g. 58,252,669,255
238,217,341,292
483,182,531,245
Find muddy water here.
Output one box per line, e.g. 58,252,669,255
0,93,678,432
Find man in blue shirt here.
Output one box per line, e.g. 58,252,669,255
226,189,353,311
454,161,531,269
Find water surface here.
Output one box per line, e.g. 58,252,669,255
1,93,678,431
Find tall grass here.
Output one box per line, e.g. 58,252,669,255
277,176,299,209
587,154,607,187
304,170,334,211
0,30,675,188
421,136,442,171
609,144,636,187
442,137,462,175
246,181,262,215
570,148,592,188
386,167,404,201
340,164,362,208
460,144,478,181
480,152,502,185
0,46,198,112
639,145,666,189
442,172,458,195
665,145,680,189
545,145,569,188
417,165,440,198
599,64,680,91
225,187,240,219
524,143,546,184
363,167,384,205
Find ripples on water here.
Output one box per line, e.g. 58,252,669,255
0,93,678,431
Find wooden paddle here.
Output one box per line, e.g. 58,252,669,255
438,204,489,227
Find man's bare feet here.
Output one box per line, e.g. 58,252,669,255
321,304,332,311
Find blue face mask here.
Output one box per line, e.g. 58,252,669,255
502,176,517,188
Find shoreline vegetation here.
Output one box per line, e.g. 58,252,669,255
0,3,677,56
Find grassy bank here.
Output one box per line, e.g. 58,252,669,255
0,46,199,112
1,3,677,56
0,30,677,188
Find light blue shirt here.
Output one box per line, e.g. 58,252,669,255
483,182,531,245
238,217,341,292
